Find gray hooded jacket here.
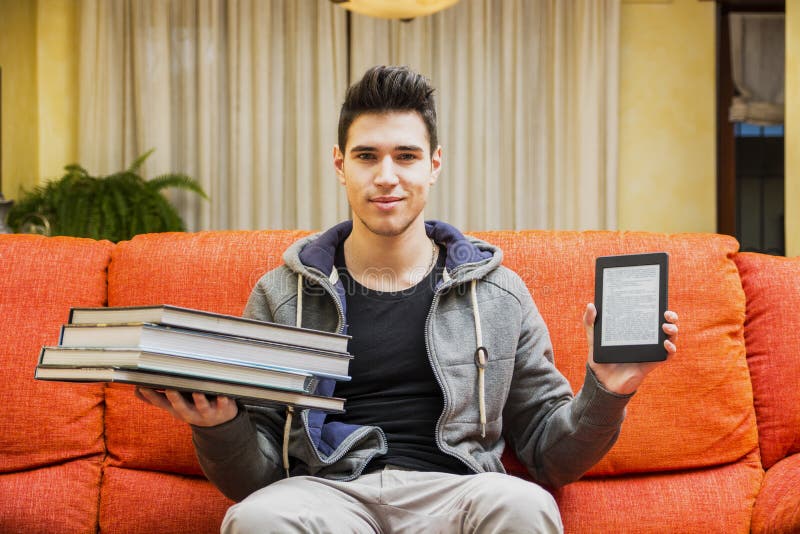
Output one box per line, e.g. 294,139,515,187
192,221,632,502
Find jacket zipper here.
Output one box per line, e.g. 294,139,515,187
425,261,489,474
296,267,388,471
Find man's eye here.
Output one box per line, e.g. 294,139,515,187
397,153,417,161
355,153,375,160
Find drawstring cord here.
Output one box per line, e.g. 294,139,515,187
470,279,487,438
281,273,305,478
282,406,294,478
295,273,304,329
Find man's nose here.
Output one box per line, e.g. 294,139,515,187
374,155,399,186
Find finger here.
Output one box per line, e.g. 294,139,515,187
134,386,152,404
584,303,597,326
165,389,197,419
664,310,678,324
662,323,678,336
216,395,236,413
136,387,173,411
664,339,677,354
583,303,596,343
192,392,214,416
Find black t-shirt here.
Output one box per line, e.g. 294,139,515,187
325,243,472,474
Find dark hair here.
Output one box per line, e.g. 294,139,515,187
337,65,438,153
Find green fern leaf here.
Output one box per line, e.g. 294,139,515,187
148,173,209,200
126,148,155,174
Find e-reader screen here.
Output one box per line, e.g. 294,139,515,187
593,252,668,363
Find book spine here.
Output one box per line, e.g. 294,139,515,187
34,348,47,372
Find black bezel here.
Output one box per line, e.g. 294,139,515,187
593,252,669,363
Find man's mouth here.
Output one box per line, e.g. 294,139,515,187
370,196,404,209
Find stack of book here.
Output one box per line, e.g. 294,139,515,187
34,305,351,413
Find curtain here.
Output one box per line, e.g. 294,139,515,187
79,0,619,232
78,0,349,231
728,13,785,126
349,0,620,230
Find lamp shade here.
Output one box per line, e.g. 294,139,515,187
332,0,461,19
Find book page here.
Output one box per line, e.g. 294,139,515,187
601,264,660,347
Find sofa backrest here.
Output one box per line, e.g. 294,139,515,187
472,231,759,477
0,235,113,533
734,252,800,470
103,229,760,481
105,231,310,475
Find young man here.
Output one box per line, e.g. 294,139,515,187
138,65,678,533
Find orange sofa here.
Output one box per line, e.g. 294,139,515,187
1,230,798,533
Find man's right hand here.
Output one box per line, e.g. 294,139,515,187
135,387,238,427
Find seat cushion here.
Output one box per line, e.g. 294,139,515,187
99,467,232,534
751,453,800,534
0,459,103,534
0,235,112,472
553,451,762,533
734,252,800,469
473,231,758,476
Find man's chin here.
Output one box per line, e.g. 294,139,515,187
356,216,418,238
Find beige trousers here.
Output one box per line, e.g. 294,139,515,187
221,466,563,534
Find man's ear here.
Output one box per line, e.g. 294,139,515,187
430,145,443,185
333,145,346,184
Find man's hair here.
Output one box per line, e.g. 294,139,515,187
337,65,438,154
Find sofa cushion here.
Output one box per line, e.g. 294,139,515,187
734,252,800,469
105,230,310,473
473,231,758,476
99,467,232,534
553,451,762,534
0,235,112,472
750,453,800,534
0,459,103,534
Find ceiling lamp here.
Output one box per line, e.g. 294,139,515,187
330,0,461,20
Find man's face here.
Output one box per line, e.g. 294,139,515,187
334,111,442,238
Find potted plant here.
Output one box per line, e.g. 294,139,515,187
7,150,208,242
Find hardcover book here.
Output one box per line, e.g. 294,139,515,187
69,305,349,353
34,365,345,412
59,323,351,379
38,346,324,393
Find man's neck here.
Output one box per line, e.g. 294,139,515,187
343,220,436,292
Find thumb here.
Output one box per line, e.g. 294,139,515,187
583,303,597,347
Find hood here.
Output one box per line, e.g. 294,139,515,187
283,220,502,287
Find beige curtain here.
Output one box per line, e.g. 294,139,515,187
350,0,619,230
728,13,785,126
78,0,349,231
79,0,618,232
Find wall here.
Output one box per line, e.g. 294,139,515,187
786,1,799,257
0,0,39,199
37,0,78,182
617,0,717,234
0,0,77,201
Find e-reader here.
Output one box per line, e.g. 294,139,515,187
593,252,669,363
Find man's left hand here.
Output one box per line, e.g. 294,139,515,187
584,304,678,395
